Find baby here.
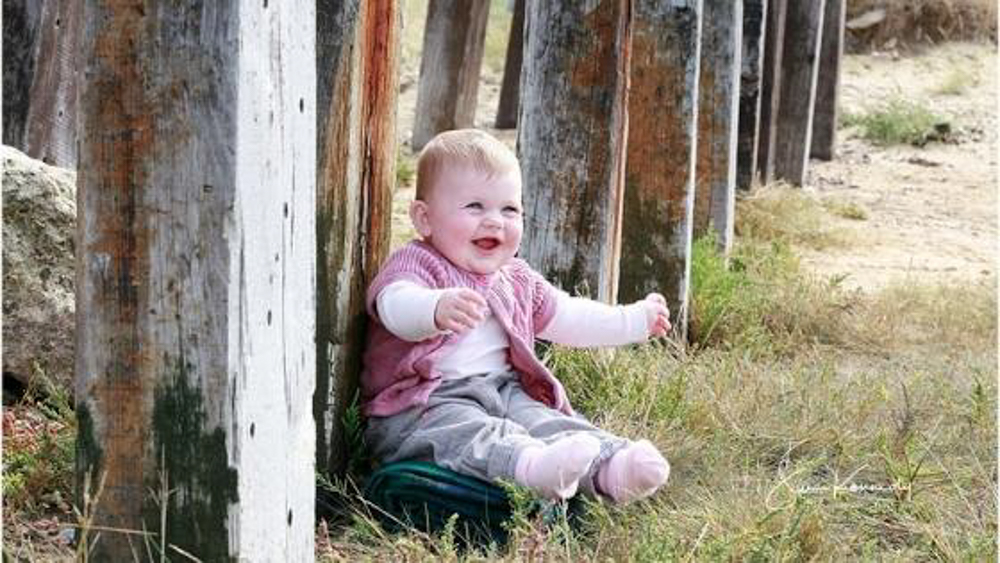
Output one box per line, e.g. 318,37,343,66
362,129,671,503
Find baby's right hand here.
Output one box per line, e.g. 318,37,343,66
434,288,488,334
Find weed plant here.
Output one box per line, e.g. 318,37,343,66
841,97,948,146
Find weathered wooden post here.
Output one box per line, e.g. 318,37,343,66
773,0,826,185
619,0,702,338
736,0,768,191
76,3,315,560
3,0,82,167
810,0,845,160
518,0,632,304
495,0,525,129
315,0,399,477
755,0,787,184
694,0,742,254
3,0,43,148
411,0,490,150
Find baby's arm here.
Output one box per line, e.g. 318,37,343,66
538,291,671,347
376,281,487,341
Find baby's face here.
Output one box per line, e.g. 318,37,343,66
411,166,523,275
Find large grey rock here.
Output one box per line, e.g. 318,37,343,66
2,144,75,394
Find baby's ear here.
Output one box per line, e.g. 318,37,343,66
409,200,432,238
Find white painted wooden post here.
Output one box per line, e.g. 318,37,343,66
619,0,703,340
76,2,315,560
518,0,632,303
694,0,743,254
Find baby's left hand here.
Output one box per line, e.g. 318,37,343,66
640,293,671,338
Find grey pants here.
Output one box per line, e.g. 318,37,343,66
365,371,628,496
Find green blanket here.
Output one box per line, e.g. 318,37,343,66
363,461,582,546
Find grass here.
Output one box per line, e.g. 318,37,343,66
841,97,949,146
735,184,855,250
824,198,869,221
319,200,997,560
2,370,76,518
934,67,980,96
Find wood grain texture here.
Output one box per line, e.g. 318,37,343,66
517,0,631,304
694,0,742,254
773,0,826,185
76,2,315,559
411,0,490,150
315,0,399,478
495,0,525,129
810,0,844,160
619,0,701,339
23,0,82,167
2,0,42,148
736,0,768,191
755,0,786,184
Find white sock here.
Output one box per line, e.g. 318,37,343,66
514,435,602,500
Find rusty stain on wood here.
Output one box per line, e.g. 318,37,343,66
79,3,154,553
519,0,630,303
80,2,316,559
619,0,701,338
316,0,398,476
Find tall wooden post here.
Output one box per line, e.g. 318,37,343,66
315,0,399,477
518,0,631,303
495,0,525,129
619,0,702,338
3,0,82,167
773,0,826,186
23,0,82,167
736,0,768,191
411,0,490,150
3,0,43,148
810,0,844,160
76,3,315,560
755,0,786,184
694,0,742,254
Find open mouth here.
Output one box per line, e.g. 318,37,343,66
472,237,501,251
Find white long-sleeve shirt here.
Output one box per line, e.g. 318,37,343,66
375,280,650,379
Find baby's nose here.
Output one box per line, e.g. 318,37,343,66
481,213,503,228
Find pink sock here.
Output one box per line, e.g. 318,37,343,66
597,440,670,504
514,435,602,500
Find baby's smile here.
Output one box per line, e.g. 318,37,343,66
473,236,501,251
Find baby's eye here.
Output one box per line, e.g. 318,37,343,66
502,206,522,216
464,202,483,210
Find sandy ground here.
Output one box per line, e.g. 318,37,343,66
804,42,997,291
395,42,997,294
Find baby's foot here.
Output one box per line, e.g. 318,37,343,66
597,440,670,504
515,435,602,500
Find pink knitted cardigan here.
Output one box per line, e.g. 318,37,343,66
361,240,572,417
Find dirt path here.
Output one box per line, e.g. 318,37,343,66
804,42,997,291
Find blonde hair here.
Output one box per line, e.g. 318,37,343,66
415,129,520,200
